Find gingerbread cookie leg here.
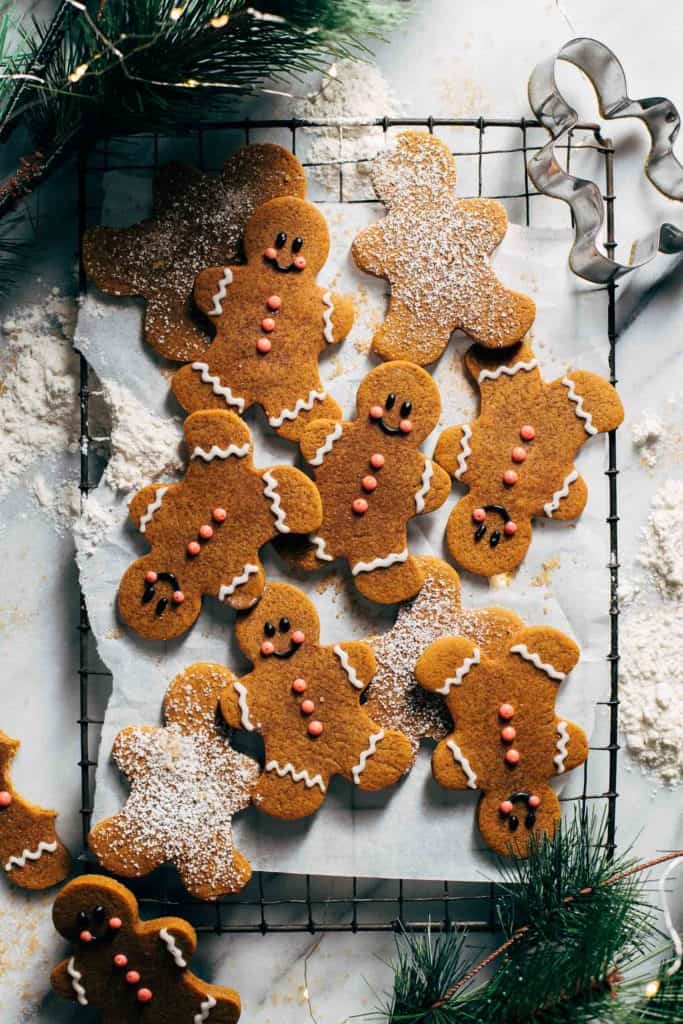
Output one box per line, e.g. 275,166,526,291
171,358,249,417
265,389,342,443
538,470,588,520
175,840,252,902
352,552,425,605
253,763,328,820
432,732,479,792
372,296,453,366
347,725,413,791
89,813,165,881
433,423,474,480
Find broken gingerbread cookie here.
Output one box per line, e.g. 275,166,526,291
416,626,588,856
83,143,306,362
219,582,414,819
352,131,536,365
171,194,354,442
118,409,322,640
434,342,624,575
89,665,259,901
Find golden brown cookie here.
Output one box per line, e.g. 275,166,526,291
171,195,355,442
51,875,241,1022
351,131,536,365
365,557,523,764
434,342,624,575
416,626,588,856
89,665,259,901
83,143,306,362
219,582,413,819
289,361,451,604
118,409,322,640
0,730,70,890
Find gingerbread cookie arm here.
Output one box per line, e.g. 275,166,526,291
347,724,413,791
415,636,480,694
415,456,451,515
459,197,509,249
333,641,377,692
152,161,203,213
264,388,342,444
553,717,588,775
193,265,241,320
351,222,390,277
143,917,198,963
50,959,78,1002
257,465,323,536
320,288,354,347
82,223,154,297
433,424,474,482
432,732,479,791
128,483,180,539
552,370,625,439
220,670,256,733
458,266,536,349
507,626,580,680
299,417,345,466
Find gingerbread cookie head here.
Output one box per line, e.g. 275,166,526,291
235,581,320,662
243,195,330,277
372,130,458,205
355,360,442,446
53,876,137,943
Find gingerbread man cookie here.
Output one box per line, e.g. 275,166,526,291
351,131,536,365
0,730,70,890
365,557,524,764
416,626,588,856
435,342,624,575
51,875,241,1022
89,665,259,901
291,361,451,604
118,409,322,640
171,195,355,442
83,143,306,362
219,583,413,819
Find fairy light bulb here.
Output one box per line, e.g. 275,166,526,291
644,979,660,999
68,63,88,84
170,6,185,20
182,79,200,88
210,14,230,28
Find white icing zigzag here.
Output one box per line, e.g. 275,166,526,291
454,424,472,480
562,376,598,435
218,563,259,601
510,643,566,681
262,470,289,533
159,927,187,968
5,839,58,872
446,740,478,789
191,363,246,413
478,358,537,383
191,443,250,462
436,648,481,695
139,486,168,534
233,682,255,732
268,389,327,428
554,721,569,773
68,958,88,1006
352,730,385,784
312,535,334,562
334,645,364,689
414,460,433,513
544,468,579,517
194,994,217,1024
322,291,335,343
209,268,233,316
309,423,342,466
265,760,326,792
352,548,408,576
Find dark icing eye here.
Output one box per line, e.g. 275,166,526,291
77,910,88,927
279,617,290,633
93,906,106,922
400,400,412,417
275,232,287,248
292,237,304,253
385,393,396,410
264,621,276,637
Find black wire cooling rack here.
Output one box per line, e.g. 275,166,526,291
75,116,621,934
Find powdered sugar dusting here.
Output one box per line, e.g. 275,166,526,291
638,479,683,597
102,379,183,493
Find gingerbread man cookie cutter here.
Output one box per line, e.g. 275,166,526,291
528,37,683,283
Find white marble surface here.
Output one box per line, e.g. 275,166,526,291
0,0,682,1020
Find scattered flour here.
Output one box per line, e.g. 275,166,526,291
638,479,683,597
101,379,183,494
632,411,663,468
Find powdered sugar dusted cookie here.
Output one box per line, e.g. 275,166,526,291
0,730,70,890
416,626,588,856
89,665,258,901
291,361,451,604
118,409,322,640
51,875,241,1022
220,582,413,819
171,194,354,441
351,131,536,365
365,557,523,763
435,342,624,575
83,143,306,362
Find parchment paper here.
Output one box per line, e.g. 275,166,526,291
75,160,613,882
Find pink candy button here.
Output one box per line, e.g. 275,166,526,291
505,748,520,765
145,570,158,584
504,521,517,536
172,590,184,604
353,498,368,514
266,295,282,310
212,507,227,523
501,726,516,742
113,954,128,968
137,989,153,1003
108,917,122,930
300,699,315,715
308,720,323,737
520,424,536,441
262,317,276,332
292,678,307,694
399,419,413,433
294,256,306,270
511,446,527,463
261,641,274,656
370,453,385,469
362,475,377,492
199,524,213,540
256,337,272,354
503,469,518,486
0,791,12,808
499,800,513,815
264,247,277,260
472,507,486,523
499,703,515,720
126,971,140,985
187,541,201,556
369,405,383,420
528,794,541,808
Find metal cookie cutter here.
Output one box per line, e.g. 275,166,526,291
527,37,683,283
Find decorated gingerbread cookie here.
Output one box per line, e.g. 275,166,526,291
434,342,624,575
351,131,536,365
0,730,70,890
416,626,588,856
290,361,451,604
83,143,306,362
219,582,414,819
118,409,322,640
365,557,524,763
51,875,241,1022
89,665,259,901
171,195,355,441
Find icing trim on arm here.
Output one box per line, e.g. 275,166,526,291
436,648,481,694
5,840,58,872
544,468,579,517
67,958,88,1006
159,927,187,968
454,424,472,480
191,443,250,461
218,564,259,601
414,460,433,513
194,995,217,1024
209,268,233,316
311,535,334,562
352,548,408,575
351,730,385,783
262,470,289,533
191,363,246,413
554,721,569,773
562,376,598,435
510,643,566,681
333,645,365,689
446,740,478,789
265,759,326,792
268,389,327,428
477,359,537,384
233,682,255,731
322,291,335,342
139,486,168,534
309,423,342,466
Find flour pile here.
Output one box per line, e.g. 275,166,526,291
102,379,183,494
